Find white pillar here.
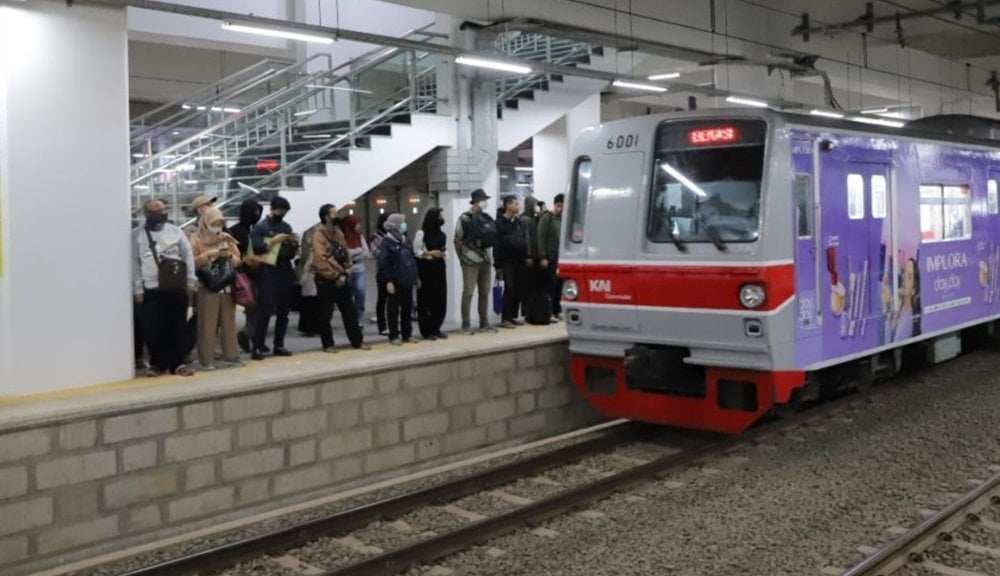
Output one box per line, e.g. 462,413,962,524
0,1,132,395
532,93,600,207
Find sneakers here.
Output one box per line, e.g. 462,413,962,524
221,359,245,368
356,344,373,351
251,349,266,361
323,347,339,354
423,334,438,341
172,365,195,377
273,347,293,357
500,321,516,329
146,367,165,378
237,332,251,353
200,364,217,372
480,325,498,333
512,319,525,326
403,337,420,344
435,332,449,340
461,325,475,336
390,339,403,346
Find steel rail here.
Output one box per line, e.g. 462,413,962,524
841,468,1000,576
114,423,644,576
322,396,862,576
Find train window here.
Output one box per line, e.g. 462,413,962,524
648,120,765,245
920,184,972,242
989,180,998,214
871,175,887,219
794,173,812,238
847,174,864,220
569,157,592,244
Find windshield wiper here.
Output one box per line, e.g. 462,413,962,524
663,206,687,251
694,201,726,251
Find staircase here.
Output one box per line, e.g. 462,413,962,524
128,26,611,229
493,33,612,151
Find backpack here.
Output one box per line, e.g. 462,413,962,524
462,211,497,249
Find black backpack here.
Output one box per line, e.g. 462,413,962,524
463,211,497,249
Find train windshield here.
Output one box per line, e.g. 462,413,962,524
648,119,766,246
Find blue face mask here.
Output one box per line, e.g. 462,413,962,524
399,222,408,235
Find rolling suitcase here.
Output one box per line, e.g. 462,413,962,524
526,293,552,325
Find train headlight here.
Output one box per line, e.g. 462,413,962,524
562,279,580,301
739,284,765,309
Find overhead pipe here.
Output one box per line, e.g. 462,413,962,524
792,0,1000,40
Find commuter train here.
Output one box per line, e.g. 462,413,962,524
558,109,1000,433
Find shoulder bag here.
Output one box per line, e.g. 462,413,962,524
145,229,188,293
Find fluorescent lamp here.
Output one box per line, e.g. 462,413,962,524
301,134,332,139
514,167,534,172
294,110,317,117
647,72,681,80
181,104,192,110
726,96,769,108
455,56,532,75
184,180,199,185
132,153,147,159
213,160,238,166
306,84,374,95
195,156,220,161
660,163,708,198
861,107,889,114
209,106,241,113
849,116,905,128
221,21,334,45
810,109,844,119
613,79,668,93
516,183,532,187
134,185,150,190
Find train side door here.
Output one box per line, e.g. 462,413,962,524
792,139,821,362
819,157,893,357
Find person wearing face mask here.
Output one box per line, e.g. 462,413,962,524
190,208,243,370
341,215,371,331
132,199,197,377
250,196,298,360
377,213,421,345
369,213,391,335
229,198,264,353
183,195,218,238
414,207,448,340
311,205,371,352
454,189,498,335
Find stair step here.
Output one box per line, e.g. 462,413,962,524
592,45,605,57
504,99,520,110
549,74,564,83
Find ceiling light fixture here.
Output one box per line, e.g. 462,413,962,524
514,167,534,172
301,134,332,139
726,96,769,108
861,107,890,115
849,116,906,128
455,56,532,75
647,72,681,81
306,84,374,95
613,79,668,93
810,109,844,119
221,21,334,44
294,110,317,117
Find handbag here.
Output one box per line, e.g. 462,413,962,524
492,278,504,316
145,229,188,293
197,254,236,293
233,271,255,308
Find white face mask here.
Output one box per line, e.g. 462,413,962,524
478,200,489,210
209,225,223,235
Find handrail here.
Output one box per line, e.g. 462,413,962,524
130,58,299,137
131,47,440,185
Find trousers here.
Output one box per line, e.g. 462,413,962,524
417,259,447,337
460,261,492,328
387,282,415,340
253,266,294,350
196,287,239,366
316,278,364,349
141,289,189,372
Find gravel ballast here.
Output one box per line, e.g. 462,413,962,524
430,350,1000,576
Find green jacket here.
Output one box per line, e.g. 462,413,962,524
519,196,540,260
537,209,561,261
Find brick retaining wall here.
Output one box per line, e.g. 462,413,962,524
0,340,596,575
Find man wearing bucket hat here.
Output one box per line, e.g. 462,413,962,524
454,189,498,335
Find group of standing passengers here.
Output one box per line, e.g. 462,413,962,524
132,188,563,377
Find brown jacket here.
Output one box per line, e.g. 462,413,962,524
191,232,241,269
311,226,348,281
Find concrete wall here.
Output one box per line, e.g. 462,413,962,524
0,2,133,396
0,339,593,575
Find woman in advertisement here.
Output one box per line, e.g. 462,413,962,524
885,255,922,342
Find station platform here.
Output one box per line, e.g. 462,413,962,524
0,323,596,576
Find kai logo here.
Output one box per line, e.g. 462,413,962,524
589,279,612,293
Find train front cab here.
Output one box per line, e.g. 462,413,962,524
559,113,806,434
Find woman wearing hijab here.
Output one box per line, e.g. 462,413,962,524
341,215,371,331
414,207,448,340
369,213,391,335
190,207,243,370
312,204,371,352
376,213,420,345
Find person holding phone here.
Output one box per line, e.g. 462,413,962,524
250,196,299,360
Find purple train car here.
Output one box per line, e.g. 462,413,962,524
558,109,1000,433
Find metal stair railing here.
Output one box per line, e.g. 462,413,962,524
130,57,297,144
492,32,598,111
131,23,444,221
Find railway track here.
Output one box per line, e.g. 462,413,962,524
839,467,1000,576
100,389,874,576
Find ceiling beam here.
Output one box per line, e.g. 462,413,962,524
792,0,1000,39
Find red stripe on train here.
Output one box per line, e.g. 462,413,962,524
558,262,795,311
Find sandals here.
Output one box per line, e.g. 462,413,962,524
172,365,195,377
